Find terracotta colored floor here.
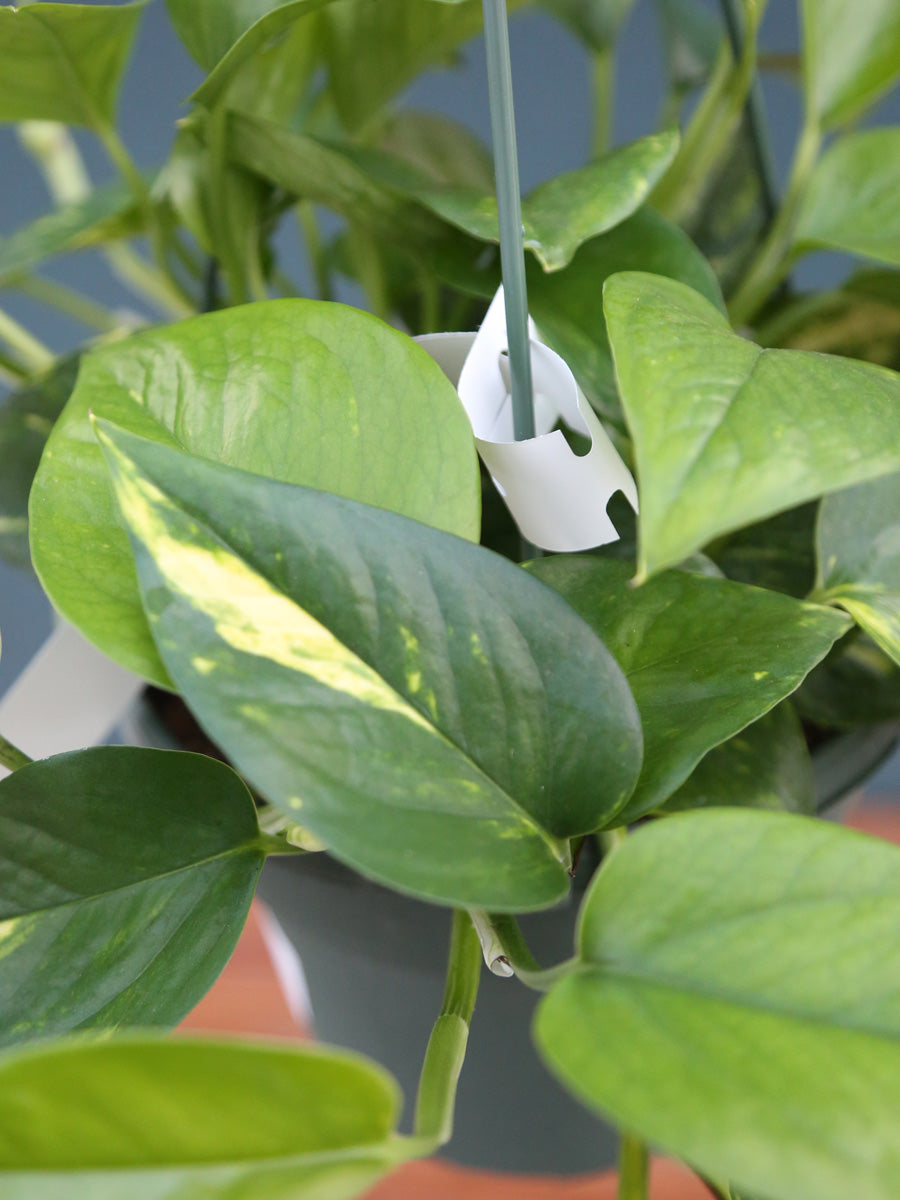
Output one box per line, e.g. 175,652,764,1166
178,801,900,1199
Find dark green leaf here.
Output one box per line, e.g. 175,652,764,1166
526,556,849,820
796,129,900,267
664,705,814,814
605,273,900,579
527,209,723,423
801,0,900,127
96,423,643,910
0,356,78,569
710,504,818,598
537,809,900,1200
30,300,480,685
0,2,145,129
0,185,141,288
815,472,900,665
0,1036,409,1199
0,748,264,1048
796,635,900,729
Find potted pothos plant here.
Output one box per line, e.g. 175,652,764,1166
3,0,900,1198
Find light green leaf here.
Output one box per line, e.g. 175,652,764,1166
95,423,643,910
379,110,494,190
664,705,814,814
801,0,900,127
605,272,900,579
0,1036,409,1200
526,556,848,820
403,131,679,271
0,2,145,129
527,207,723,423
816,472,900,665
0,355,78,569
537,809,900,1200
30,299,480,685
796,129,900,267
0,184,140,287
0,748,264,1048
323,0,524,133
539,0,636,51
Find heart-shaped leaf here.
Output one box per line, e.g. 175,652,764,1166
0,1036,410,1200
384,131,679,272
605,273,900,579
539,0,637,51
95,422,642,910
801,0,900,128
0,747,266,1048
815,472,900,666
663,704,814,815
537,809,900,1200
527,207,723,423
0,184,141,287
30,300,480,685
526,556,848,820
0,2,145,129
796,129,900,267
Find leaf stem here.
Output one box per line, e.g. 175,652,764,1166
728,117,822,327
0,306,55,374
413,910,482,1145
481,0,535,441
0,733,32,773
618,1131,649,1200
15,274,127,334
591,45,615,157
474,911,578,991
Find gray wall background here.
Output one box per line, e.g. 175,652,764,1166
2,0,899,790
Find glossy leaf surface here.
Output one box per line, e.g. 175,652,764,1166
606,273,900,578
0,1037,407,1199
537,809,900,1200
0,356,78,569
664,705,814,814
527,556,847,819
0,748,264,1048
796,129,900,267
97,424,642,910
30,300,479,684
527,208,723,422
816,472,900,665
801,0,900,127
0,185,140,287
0,2,144,128
404,131,678,271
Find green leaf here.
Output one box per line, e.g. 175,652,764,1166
801,0,900,127
796,635,900,729
0,1036,409,1199
30,300,480,685
0,748,264,1048
379,110,494,190
0,2,145,129
796,129,900,268
324,0,504,132
95,423,643,911
815,472,900,665
0,355,78,569
539,0,636,51
526,556,848,820
397,131,679,271
664,705,815,814
537,808,900,1200
606,272,900,579
526,207,724,423
710,505,818,599
0,184,141,288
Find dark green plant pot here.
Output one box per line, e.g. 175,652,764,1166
256,851,619,1175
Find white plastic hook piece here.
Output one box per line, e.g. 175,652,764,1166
417,287,637,553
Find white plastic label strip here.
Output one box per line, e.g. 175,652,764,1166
0,622,145,779
417,285,637,552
